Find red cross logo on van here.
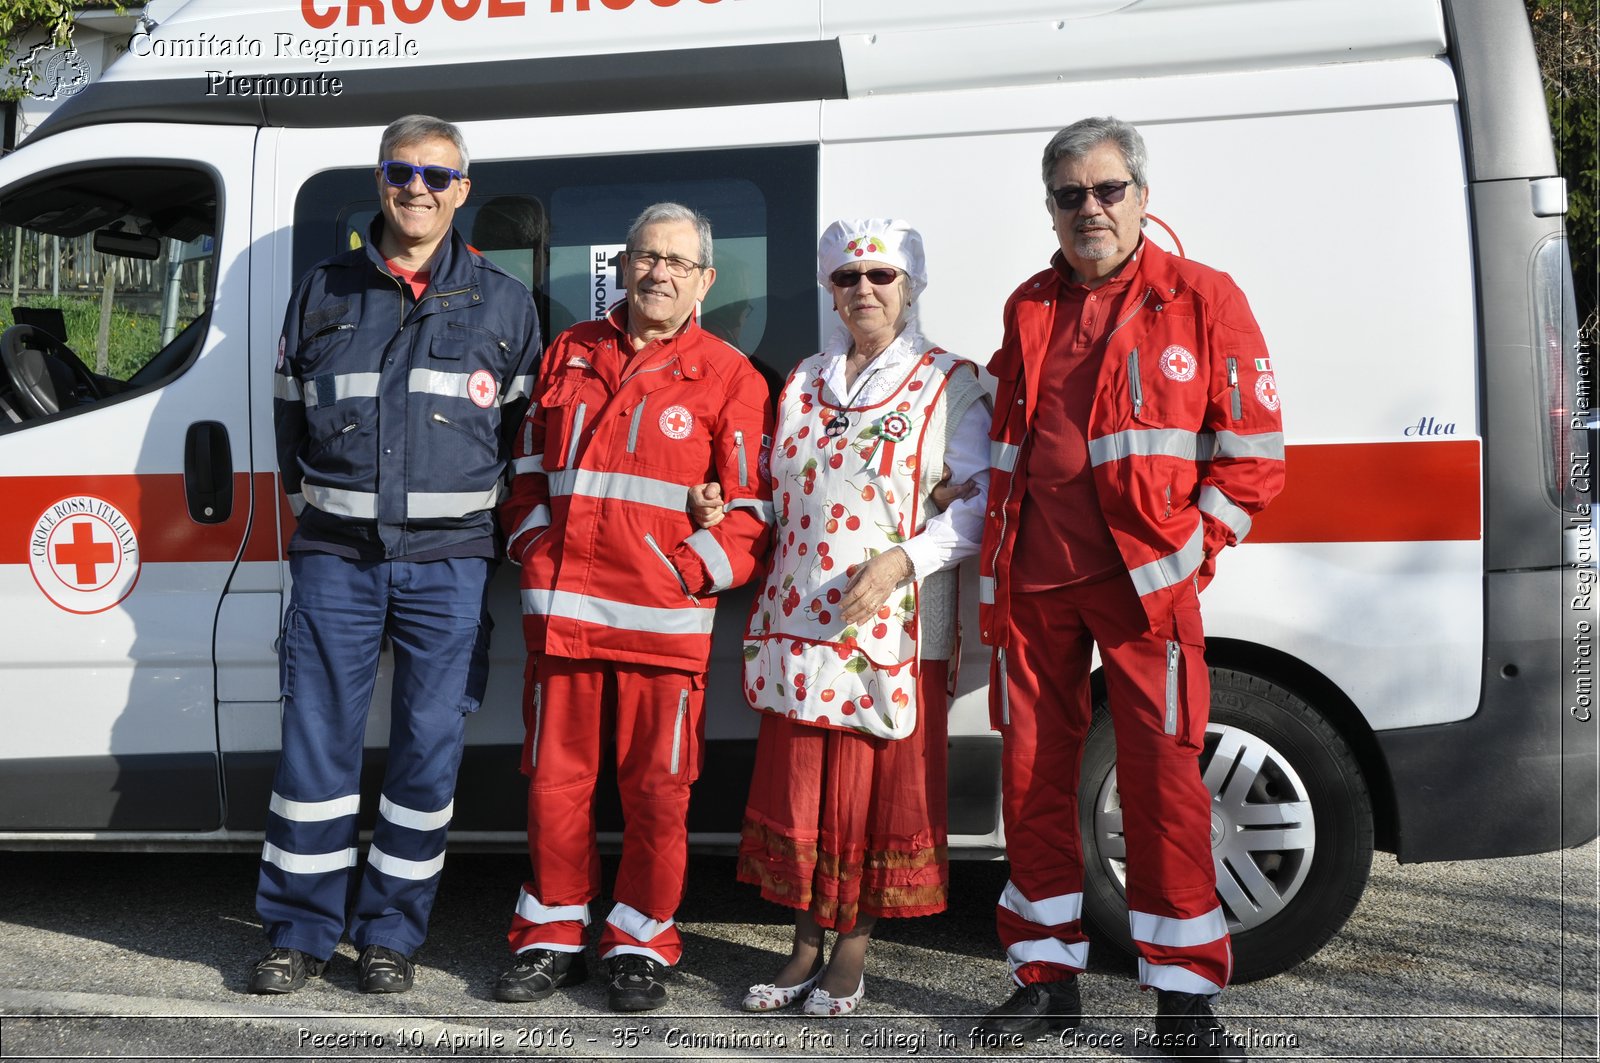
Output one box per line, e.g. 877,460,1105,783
55,521,117,586
29,496,142,615
468,370,498,408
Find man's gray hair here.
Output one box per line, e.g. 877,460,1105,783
626,202,714,268
1041,116,1148,190
379,114,470,173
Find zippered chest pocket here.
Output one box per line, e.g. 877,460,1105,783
539,371,595,471
432,320,510,365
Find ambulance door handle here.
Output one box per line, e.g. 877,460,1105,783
184,420,234,525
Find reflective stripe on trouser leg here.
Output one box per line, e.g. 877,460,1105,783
1097,578,1231,991
599,663,703,966
508,887,592,954
347,557,489,955
995,586,1098,985
599,902,681,966
256,552,389,960
513,655,607,956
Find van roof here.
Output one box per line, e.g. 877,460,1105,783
34,0,1447,143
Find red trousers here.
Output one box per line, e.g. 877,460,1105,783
993,574,1231,995
506,655,705,966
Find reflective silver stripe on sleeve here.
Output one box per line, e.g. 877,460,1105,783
303,372,381,406
511,504,551,542
1088,427,1202,467
726,498,774,523
261,841,358,875
302,483,377,519
513,454,546,476
409,368,473,399
274,375,302,402
367,844,446,881
269,792,359,822
547,469,690,513
520,588,717,637
378,796,453,832
1128,520,1206,597
979,575,996,605
1129,906,1229,949
1138,959,1226,996
686,528,734,593
999,881,1083,927
407,484,503,519
1198,484,1253,542
991,440,1021,473
503,373,534,402
1211,430,1285,461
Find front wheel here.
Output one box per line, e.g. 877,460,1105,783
1079,668,1374,982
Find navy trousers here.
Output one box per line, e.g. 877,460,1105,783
255,553,491,960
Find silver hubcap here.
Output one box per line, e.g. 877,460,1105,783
1091,722,1316,933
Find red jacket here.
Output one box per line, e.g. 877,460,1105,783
501,304,774,672
978,241,1285,643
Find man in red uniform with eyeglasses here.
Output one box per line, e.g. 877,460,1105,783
974,117,1285,1061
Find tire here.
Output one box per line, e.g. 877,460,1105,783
1078,668,1374,982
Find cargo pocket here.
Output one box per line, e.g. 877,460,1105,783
459,612,494,715
277,603,304,703
1169,587,1209,750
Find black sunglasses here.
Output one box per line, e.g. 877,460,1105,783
1049,179,1134,211
829,267,901,288
379,160,465,192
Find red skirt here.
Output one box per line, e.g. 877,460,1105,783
736,659,950,934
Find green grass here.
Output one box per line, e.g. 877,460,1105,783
0,294,167,381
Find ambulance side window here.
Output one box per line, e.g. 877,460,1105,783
0,166,217,430
292,145,818,388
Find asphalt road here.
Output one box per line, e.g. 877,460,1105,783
0,842,1596,1061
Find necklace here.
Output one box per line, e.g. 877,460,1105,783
823,411,850,437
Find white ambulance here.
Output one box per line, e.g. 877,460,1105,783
0,0,1590,982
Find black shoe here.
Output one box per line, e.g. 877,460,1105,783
1154,991,1248,1062
494,949,588,1003
357,945,414,994
972,978,1081,1043
247,947,326,994
606,954,669,1012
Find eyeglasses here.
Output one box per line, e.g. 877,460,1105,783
1049,179,1134,211
627,250,706,278
829,267,900,288
379,160,465,192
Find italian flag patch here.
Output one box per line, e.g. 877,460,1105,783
1254,358,1272,371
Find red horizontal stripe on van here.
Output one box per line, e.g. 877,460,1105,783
0,473,283,564
1251,440,1480,543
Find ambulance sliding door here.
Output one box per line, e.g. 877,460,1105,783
0,125,258,833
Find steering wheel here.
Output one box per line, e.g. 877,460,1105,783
0,324,103,417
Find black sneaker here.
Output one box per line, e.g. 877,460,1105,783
972,978,1081,1044
247,947,326,994
1154,990,1248,1062
357,945,414,994
606,954,669,1012
494,949,588,1003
